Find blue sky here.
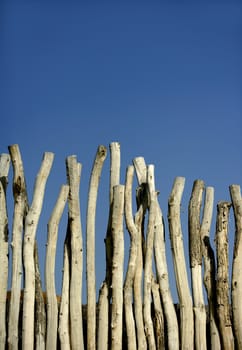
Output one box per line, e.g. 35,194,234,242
1,0,241,302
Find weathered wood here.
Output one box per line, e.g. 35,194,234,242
188,180,207,350
97,282,109,350
34,241,46,350
124,165,137,350
86,145,107,350
229,185,242,349
66,156,84,350
22,152,54,350
200,187,221,349
168,177,194,350
45,185,69,350
151,277,165,350
105,142,121,293
0,153,10,350
143,165,156,350
111,185,125,350
58,242,71,350
8,145,28,350
215,201,234,349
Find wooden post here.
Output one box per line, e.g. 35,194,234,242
58,242,71,350
124,165,137,349
45,185,69,350
66,155,84,350
151,277,165,349
168,177,194,350
34,241,46,350
0,153,10,350
97,282,109,350
8,145,28,350
86,145,107,350
230,185,242,349
143,165,156,350
111,185,124,350
22,152,54,350
188,180,207,350
200,187,221,349
215,201,234,349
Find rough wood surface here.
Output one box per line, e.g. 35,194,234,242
189,180,207,350
22,152,54,350
229,185,242,349
66,156,84,350
215,201,234,349
86,145,107,350
7,145,28,350
45,185,69,350
97,282,109,350
0,153,10,350
168,177,194,350
124,166,137,349
111,185,125,350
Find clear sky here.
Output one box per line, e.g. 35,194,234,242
1,0,241,302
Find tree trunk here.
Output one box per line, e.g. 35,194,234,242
8,145,28,350
111,185,124,350
45,185,69,350
230,185,242,349
22,152,54,350
97,282,109,350
0,153,10,350
168,177,194,350
66,156,84,350
215,201,234,349
58,242,71,350
151,277,165,350
188,180,207,350
200,187,221,349
86,145,107,350
124,165,137,350
34,241,46,350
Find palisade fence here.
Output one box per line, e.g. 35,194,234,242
0,142,241,350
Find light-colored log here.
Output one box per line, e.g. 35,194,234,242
215,201,234,349
97,282,109,350
143,165,156,350
8,145,28,350
34,241,46,350
86,145,107,350
168,176,194,350
200,187,220,349
111,185,124,350
58,242,71,350
124,165,137,350
230,185,242,349
66,155,84,350
151,277,165,349
0,153,10,350
188,180,207,350
45,185,69,350
22,152,54,350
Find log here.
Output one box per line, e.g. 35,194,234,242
200,187,221,349
66,156,84,350
58,242,71,350
124,165,137,349
97,282,109,350
215,201,234,349
168,177,194,350
8,145,28,350
86,145,107,350
188,180,207,350
22,152,54,350
151,277,165,349
45,185,69,350
111,185,125,350
0,153,10,350
229,185,242,349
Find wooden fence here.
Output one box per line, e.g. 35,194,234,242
0,142,241,350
